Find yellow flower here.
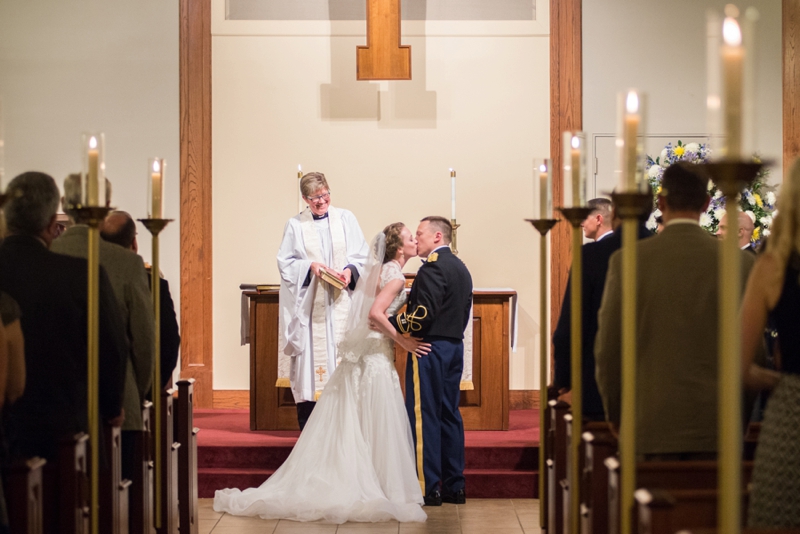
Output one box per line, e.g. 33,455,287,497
656,185,662,194
752,227,760,240
755,194,763,207
674,146,685,157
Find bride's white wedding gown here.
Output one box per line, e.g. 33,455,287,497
214,261,426,523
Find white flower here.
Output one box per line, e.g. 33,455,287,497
685,143,700,154
761,215,773,227
699,213,712,228
773,209,779,218
745,210,756,223
713,189,723,199
653,208,662,218
766,191,776,205
745,190,756,206
648,165,661,179
714,208,726,221
660,148,669,162
763,228,771,237
646,214,657,231
708,180,715,192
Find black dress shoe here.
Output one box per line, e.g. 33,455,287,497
423,491,442,506
442,489,466,504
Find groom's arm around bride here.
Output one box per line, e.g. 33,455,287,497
388,216,473,506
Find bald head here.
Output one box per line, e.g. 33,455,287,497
717,211,754,248
101,210,137,251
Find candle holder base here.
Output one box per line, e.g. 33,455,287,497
138,218,174,237
450,219,461,256
557,207,593,228
525,218,560,236
610,192,652,220
703,160,763,197
68,206,113,227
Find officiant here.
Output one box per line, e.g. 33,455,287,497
277,172,368,429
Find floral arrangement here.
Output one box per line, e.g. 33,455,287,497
644,140,777,245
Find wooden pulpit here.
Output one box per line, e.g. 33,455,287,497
246,289,515,431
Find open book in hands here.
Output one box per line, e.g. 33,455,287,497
320,268,347,290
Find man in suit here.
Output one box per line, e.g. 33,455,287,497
595,162,755,459
52,176,155,480
552,205,652,421
717,211,757,254
581,198,614,241
0,172,127,462
389,216,473,506
102,210,180,390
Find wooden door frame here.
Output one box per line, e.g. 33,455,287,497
179,0,800,408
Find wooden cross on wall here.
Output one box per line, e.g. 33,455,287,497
356,0,411,80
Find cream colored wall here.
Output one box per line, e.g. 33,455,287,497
0,0,181,304
211,5,552,390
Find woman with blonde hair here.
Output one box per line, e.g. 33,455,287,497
742,159,800,527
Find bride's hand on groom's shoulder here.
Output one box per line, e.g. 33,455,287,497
400,336,431,357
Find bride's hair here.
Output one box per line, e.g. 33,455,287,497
382,222,406,264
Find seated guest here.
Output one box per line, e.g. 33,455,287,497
0,292,24,534
0,172,127,463
717,211,757,254
581,198,614,242
53,177,155,480
595,162,755,459
553,202,651,421
102,210,180,388
741,160,800,527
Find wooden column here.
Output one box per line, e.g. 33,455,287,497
785,0,800,172
179,0,213,408
549,0,582,358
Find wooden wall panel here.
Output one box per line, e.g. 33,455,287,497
179,0,213,408
549,0,582,376
785,0,800,172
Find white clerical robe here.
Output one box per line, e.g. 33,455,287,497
276,206,368,403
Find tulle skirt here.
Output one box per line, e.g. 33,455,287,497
213,338,426,524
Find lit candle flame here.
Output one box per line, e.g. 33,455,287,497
571,136,580,149
298,164,301,172
723,17,742,46
89,136,97,149
539,163,547,173
153,160,160,173
626,91,639,114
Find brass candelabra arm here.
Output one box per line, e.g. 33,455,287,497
557,207,594,227
525,218,560,236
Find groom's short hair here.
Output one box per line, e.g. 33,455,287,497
421,216,452,244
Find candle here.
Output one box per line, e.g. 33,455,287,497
298,164,303,213
722,16,743,159
570,136,581,206
450,168,456,220
87,136,99,206
623,91,640,191
539,162,551,219
151,159,164,219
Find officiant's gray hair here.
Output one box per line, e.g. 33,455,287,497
300,172,330,198
421,216,452,244
4,172,60,235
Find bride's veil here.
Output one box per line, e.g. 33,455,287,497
338,233,386,358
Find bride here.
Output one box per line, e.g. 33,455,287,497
214,223,429,523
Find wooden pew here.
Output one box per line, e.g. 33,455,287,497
580,425,617,534
560,417,608,534
6,456,46,534
42,433,90,534
635,487,749,534
101,425,131,534
744,422,761,462
130,401,155,534
678,529,800,534
175,379,199,534
547,400,570,534
155,388,180,534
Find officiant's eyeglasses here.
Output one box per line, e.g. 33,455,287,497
306,192,330,202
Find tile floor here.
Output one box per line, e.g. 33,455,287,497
199,498,542,533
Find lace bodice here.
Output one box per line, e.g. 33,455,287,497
380,261,407,316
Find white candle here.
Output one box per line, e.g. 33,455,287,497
151,159,163,219
570,136,581,206
623,91,640,191
722,16,743,159
298,164,303,213
539,163,551,219
87,136,99,206
450,168,456,220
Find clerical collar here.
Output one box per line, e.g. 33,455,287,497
312,212,329,220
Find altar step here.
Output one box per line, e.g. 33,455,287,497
195,409,539,499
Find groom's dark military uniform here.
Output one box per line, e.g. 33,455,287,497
389,246,472,502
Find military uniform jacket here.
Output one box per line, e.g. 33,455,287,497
390,247,472,341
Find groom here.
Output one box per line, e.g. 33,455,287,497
389,216,473,506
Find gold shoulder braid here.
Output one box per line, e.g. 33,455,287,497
395,305,429,335
427,252,438,263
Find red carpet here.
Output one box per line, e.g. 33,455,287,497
196,409,539,499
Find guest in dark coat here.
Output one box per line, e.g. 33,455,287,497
0,172,127,462
552,206,652,420
102,210,180,388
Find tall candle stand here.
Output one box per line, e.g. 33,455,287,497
71,205,112,534
138,217,173,529
556,205,592,534
704,160,760,534
450,219,461,255
525,217,559,530
609,191,651,534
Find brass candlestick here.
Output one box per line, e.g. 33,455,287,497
556,206,592,534
610,191,651,534
526,217,559,530
703,160,760,534
450,219,461,255
138,217,173,529
70,205,112,534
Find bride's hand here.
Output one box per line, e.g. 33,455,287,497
400,336,431,357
